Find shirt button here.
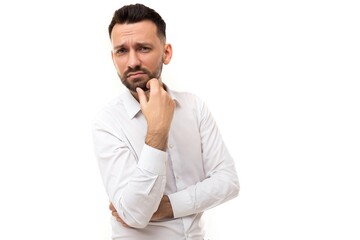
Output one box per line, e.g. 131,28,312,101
169,144,174,149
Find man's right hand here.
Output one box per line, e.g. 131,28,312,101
109,202,129,227
136,79,175,151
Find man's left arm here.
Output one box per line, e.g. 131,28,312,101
167,99,240,218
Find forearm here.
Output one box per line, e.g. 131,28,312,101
107,145,168,228
115,170,166,228
145,130,169,151
168,164,239,218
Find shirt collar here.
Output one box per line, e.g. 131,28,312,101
123,84,179,120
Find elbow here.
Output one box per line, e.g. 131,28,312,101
234,179,240,197
127,220,149,229
228,174,240,199
114,198,158,229
228,172,240,198
121,213,152,229
119,209,153,229
231,167,240,198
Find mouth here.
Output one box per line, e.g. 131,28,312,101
127,71,147,79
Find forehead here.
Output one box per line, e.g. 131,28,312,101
111,20,160,46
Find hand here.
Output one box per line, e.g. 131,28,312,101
136,79,176,151
151,195,174,221
109,202,129,227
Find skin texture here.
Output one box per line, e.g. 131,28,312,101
111,20,175,151
111,20,171,94
109,20,175,225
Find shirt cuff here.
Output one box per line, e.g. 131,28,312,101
168,189,195,218
138,144,167,175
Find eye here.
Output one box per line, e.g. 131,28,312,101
139,46,151,53
115,48,127,55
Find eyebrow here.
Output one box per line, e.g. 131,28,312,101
113,42,153,50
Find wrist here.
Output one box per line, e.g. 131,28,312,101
145,131,168,151
161,195,173,218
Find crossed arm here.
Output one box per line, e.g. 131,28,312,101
109,195,173,227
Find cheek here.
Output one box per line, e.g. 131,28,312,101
145,55,163,69
113,59,126,73
151,56,164,71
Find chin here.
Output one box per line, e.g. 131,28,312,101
135,80,149,91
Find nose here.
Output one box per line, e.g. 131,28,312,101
127,50,141,69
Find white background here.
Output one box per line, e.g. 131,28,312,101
0,0,359,239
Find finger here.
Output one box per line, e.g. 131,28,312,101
136,87,148,106
111,211,119,217
109,202,115,211
116,216,129,227
147,78,161,92
118,219,129,227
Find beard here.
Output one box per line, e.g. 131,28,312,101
118,63,163,92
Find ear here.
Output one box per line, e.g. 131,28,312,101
163,43,173,65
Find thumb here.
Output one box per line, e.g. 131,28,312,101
136,87,148,107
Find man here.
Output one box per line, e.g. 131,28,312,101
92,3,239,239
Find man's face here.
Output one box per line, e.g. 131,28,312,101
110,20,171,93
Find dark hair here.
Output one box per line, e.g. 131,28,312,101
108,3,166,41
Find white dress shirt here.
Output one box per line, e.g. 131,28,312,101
92,86,240,240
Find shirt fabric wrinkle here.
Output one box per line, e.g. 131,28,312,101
92,86,239,240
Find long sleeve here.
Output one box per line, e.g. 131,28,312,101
168,98,240,218
92,90,238,238
93,118,167,228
